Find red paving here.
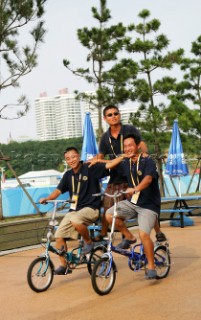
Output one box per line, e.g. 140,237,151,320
1,218,201,320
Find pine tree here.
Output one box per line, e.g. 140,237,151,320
63,0,137,139
126,9,184,195
0,0,46,119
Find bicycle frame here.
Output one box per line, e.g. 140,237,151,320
99,191,146,276
91,192,171,295
27,199,108,292
98,191,169,273
39,200,92,268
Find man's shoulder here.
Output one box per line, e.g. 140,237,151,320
141,155,156,168
122,124,139,133
101,130,110,140
141,154,153,162
122,124,134,129
83,162,103,171
62,169,72,178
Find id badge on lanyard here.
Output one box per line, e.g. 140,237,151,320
131,191,140,204
70,194,78,210
130,154,141,205
70,173,82,211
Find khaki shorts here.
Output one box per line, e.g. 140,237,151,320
55,207,99,240
106,200,157,234
103,183,128,211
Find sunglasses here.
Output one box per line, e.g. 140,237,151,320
106,112,120,117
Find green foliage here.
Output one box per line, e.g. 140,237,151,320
127,10,184,146
0,0,46,119
63,0,136,139
126,9,185,195
0,137,83,178
175,36,201,138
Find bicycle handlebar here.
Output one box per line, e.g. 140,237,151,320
92,190,127,199
36,199,75,205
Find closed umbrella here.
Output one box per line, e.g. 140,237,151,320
81,112,98,161
165,119,189,196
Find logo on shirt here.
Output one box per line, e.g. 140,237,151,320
83,176,88,181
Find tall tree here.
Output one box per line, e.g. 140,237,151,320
171,36,201,146
63,0,138,139
126,9,184,195
0,1,46,219
0,0,46,119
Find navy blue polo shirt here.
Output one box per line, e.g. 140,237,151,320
57,162,109,210
120,156,161,214
99,124,142,184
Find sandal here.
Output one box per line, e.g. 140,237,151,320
54,266,72,275
116,238,137,249
145,269,157,280
156,232,167,242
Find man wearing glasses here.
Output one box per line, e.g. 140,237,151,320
89,105,166,246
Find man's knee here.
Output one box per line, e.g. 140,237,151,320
105,212,113,224
56,237,65,246
139,230,150,241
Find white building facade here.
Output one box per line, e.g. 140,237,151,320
35,91,82,141
35,89,139,141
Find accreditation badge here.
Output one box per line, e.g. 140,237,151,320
70,194,78,210
131,191,140,205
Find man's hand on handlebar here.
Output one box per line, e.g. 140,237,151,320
39,198,48,204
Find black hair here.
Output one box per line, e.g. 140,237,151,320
103,105,119,116
123,134,141,146
63,147,79,155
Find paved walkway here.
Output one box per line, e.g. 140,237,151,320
1,218,201,320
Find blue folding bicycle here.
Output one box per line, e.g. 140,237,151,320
91,192,171,295
27,199,106,292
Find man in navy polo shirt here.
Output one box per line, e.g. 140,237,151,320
40,147,124,275
89,105,166,243
106,134,161,279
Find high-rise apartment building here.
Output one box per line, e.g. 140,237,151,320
35,94,57,141
35,89,139,141
54,93,82,139
35,90,82,141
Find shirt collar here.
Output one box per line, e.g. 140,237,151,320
107,123,123,138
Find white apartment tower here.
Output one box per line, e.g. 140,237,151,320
35,94,56,140
54,93,82,139
35,89,139,141
35,90,82,141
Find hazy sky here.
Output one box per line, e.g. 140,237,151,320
0,0,201,144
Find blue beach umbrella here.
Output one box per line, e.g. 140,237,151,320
165,119,189,196
81,112,98,161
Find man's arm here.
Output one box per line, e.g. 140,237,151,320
126,175,153,197
138,141,148,153
105,155,125,169
88,153,111,167
40,189,62,204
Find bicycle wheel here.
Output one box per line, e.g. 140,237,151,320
154,245,171,279
27,256,54,292
91,257,116,295
87,245,107,274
